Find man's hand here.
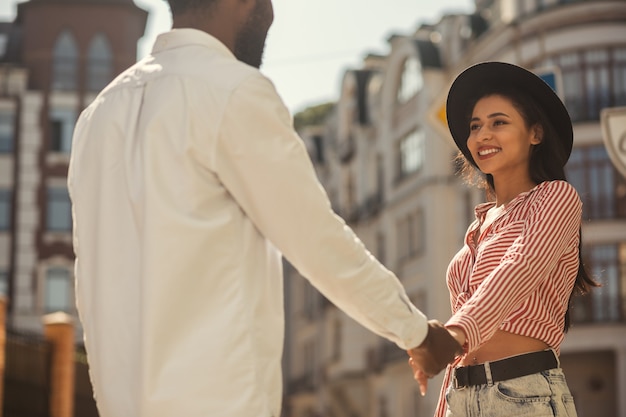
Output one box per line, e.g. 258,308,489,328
406,320,463,394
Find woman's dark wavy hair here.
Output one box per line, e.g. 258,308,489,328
456,85,600,332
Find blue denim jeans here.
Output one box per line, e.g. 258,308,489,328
445,368,578,417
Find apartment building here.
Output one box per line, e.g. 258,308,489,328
0,0,147,338
284,1,626,417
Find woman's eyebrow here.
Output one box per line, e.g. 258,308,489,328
470,112,511,122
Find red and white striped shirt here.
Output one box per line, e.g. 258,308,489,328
435,180,582,417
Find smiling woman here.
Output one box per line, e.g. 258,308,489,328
411,61,601,417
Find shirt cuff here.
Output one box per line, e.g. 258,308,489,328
445,314,480,353
397,309,429,350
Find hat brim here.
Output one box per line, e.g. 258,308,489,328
446,61,573,165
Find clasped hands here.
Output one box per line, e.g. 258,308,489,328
406,320,465,395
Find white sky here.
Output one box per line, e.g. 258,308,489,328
0,0,474,113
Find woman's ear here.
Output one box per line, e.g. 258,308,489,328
531,124,544,145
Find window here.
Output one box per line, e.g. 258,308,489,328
0,270,7,296
0,34,7,59
45,267,72,312
344,172,356,221
52,30,78,91
376,232,386,266
311,135,324,164
565,146,626,220
303,283,319,319
87,33,113,92
613,47,626,106
397,208,425,262
46,187,72,231
379,396,389,417
398,129,424,178
0,111,14,153
572,243,626,324
0,189,11,231
584,49,611,120
332,319,342,360
397,57,422,103
49,108,76,153
302,339,316,382
538,47,626,121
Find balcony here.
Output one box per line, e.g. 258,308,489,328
570,293,626,325
287,372,317,395
367,340,407,372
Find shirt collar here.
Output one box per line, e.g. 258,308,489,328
151,28,235,60
474,181,549,219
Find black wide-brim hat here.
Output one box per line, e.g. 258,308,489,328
446,61,573,165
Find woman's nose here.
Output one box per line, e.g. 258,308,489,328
477,126,492,141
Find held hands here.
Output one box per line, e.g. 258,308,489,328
406,320,464,396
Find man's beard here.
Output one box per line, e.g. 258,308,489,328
233,1,271,68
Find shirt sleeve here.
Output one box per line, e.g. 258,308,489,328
212,73,428,350
445,181,582,352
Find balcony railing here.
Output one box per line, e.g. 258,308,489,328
380,340,407,365
366,341,408,373
570,293,626,325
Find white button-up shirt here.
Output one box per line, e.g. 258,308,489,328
69,28,427,417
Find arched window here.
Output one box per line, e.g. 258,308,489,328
87,33,113,92
397,57,422,103
52,30,78,90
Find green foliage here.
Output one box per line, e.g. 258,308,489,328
293,101,335,131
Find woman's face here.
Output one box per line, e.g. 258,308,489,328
466,94,541,181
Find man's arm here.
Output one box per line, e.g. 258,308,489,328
214,73,428,348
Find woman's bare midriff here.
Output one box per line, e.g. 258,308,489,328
460,330,549,366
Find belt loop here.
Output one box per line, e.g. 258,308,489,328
550,348,560,368
484,361,493,386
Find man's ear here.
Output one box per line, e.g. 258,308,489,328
531,124,544,145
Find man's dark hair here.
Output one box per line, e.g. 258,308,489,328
166,0,217,15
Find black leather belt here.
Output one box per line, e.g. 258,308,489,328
453,350,558,388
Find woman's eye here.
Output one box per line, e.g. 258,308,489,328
470,124,480,131
493,120,506,126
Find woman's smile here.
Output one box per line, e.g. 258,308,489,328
477,146,501,159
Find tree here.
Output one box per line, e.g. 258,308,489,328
293,102,334,131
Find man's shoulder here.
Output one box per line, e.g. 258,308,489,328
163,44,262,90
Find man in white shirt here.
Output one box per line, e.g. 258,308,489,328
68,0,462,416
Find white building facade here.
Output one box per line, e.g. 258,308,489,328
283,1,626,417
